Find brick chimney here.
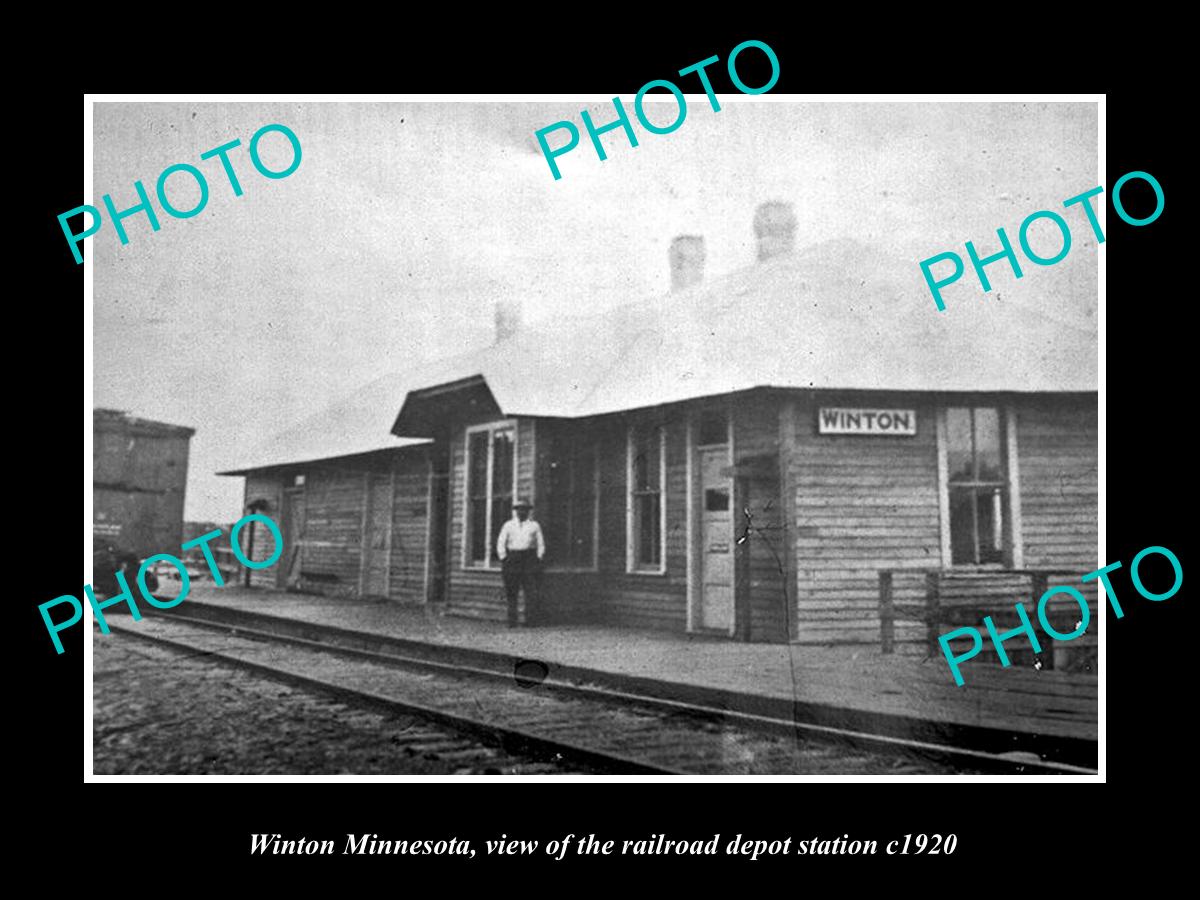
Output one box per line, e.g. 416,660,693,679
669,235,705,291
494,300,521,344
753,201,796,261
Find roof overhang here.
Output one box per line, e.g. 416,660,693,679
216,440,431,477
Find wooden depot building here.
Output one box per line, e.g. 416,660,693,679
220,202,1098,651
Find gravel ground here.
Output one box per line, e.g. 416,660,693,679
92,627,567,775
102,617,980,774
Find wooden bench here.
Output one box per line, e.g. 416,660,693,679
878,568,1095,670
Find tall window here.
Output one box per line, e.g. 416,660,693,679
946,407,1008,565
543,434,597,568
464,423,515,567
628,425,665,572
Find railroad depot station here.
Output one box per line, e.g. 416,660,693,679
210,202,1098,758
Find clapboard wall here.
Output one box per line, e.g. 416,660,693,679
589,414,689,631
301,465,370,596
238,447,430,601
779,391,1099,654
390,460,432,604
1018,397,1099,573
788,392,943,645
1014,395,1100,669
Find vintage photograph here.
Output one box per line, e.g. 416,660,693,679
89,98,1099,776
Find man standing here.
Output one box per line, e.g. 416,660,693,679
497,498,545,627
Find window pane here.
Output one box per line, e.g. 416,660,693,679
467,432,490,563
973,408,1003,482
977,486,1004,563
705,488,730,512
949,487,977,564
638,493,661,566
492,429,514,499
946,408,972,482
468,432,488,498
652,431,662,492
469,498,488,562
698,411,727,446
634,440,650,490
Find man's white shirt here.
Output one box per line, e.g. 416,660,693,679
497,518,545,560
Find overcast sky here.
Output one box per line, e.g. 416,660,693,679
91,99,1099,522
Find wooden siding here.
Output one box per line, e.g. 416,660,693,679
239,449,429,602
588,416,688,631
785,393,1098,654
790,394,945,645
1018,398,1099,572
389,463,431,604
298,466,368,597
1013,397,1100,668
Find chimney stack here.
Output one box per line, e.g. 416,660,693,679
753,201,797,261
494,300,522,344
669,235,705,291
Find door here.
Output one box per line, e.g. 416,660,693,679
426,471,450,604
362,472,393,598
700,447,734,631
281,486,305,590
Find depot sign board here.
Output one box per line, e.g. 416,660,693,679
818,408,916,436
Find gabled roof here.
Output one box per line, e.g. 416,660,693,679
216,371,430,475
394,237,1097,431
223,236,1097,474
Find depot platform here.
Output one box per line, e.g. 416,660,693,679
132,583,1099,767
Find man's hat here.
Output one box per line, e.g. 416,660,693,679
512,498,534,509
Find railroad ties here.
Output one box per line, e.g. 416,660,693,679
99,609,1095,776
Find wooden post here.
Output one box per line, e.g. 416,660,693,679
243,519,255,588
879,570,894,654
733,475,752,642
778,400,799,642
925,571,941,657
1031,570,1052,670
358,472,370,598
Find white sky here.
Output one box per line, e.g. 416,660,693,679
92,99,1099,522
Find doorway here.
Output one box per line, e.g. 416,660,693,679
361,471,393,598
697,411,734,633
425,469,450,605
281,483,305,590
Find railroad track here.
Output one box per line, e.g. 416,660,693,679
96,636,588,775
103,612,1095,775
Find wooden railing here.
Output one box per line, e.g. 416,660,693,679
878,568,1086,668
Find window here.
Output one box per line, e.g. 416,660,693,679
464,423,516,567
628,425,665,572
704,488,730,512
945,407,1008,565
697,410,728,446
543,433,597,568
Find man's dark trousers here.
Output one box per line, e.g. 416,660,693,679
502,549,540,626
